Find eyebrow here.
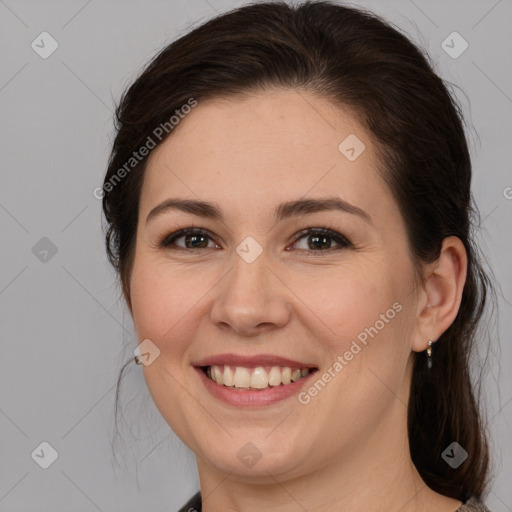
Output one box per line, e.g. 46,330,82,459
145,196,372,225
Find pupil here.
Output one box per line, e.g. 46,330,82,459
186,235,207,248
309,235,330,250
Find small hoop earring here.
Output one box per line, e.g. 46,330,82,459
426,340,433,369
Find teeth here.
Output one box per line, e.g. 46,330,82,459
223,365,234,386
206,364,313,390
233,367,251,388
291,369,302,382
281,367,291,385
268,366,282,387
213,365,223,385
250,367,268,389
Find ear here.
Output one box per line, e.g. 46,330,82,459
411,236,468,353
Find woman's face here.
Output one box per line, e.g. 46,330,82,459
129,89,424,481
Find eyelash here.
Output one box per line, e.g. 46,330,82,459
157,226,353,256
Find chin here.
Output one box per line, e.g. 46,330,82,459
194,434,310,481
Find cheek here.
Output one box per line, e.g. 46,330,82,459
129,259,207,440
303,258,414,412
300,261,400,347
129,256,202,351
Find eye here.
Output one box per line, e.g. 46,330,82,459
159,227,220,250
289,227,353,256
157,226,353,255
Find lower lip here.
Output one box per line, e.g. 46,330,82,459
194,366,317,407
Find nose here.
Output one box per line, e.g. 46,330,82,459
210,249,292,337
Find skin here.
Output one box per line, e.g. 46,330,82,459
128,89,467,512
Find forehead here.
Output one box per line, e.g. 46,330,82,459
140,89,395,225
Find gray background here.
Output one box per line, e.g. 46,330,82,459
0,0,511,510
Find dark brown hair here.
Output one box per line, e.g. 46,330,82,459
103,0,495,501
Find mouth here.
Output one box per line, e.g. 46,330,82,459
198,364,318,391
192,353,319,406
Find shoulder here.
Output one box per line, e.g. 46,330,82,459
456,496,492,512
177,491,202,512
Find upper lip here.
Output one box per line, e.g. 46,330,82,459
193,353,317,368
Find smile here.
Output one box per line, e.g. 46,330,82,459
203,364,314,390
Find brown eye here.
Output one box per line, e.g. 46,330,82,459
159,228,218,250
290,228,352,255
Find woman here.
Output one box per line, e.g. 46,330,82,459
102,1,495,510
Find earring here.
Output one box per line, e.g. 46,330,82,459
426,340,433,369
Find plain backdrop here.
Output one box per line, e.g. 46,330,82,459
0,0,511,511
